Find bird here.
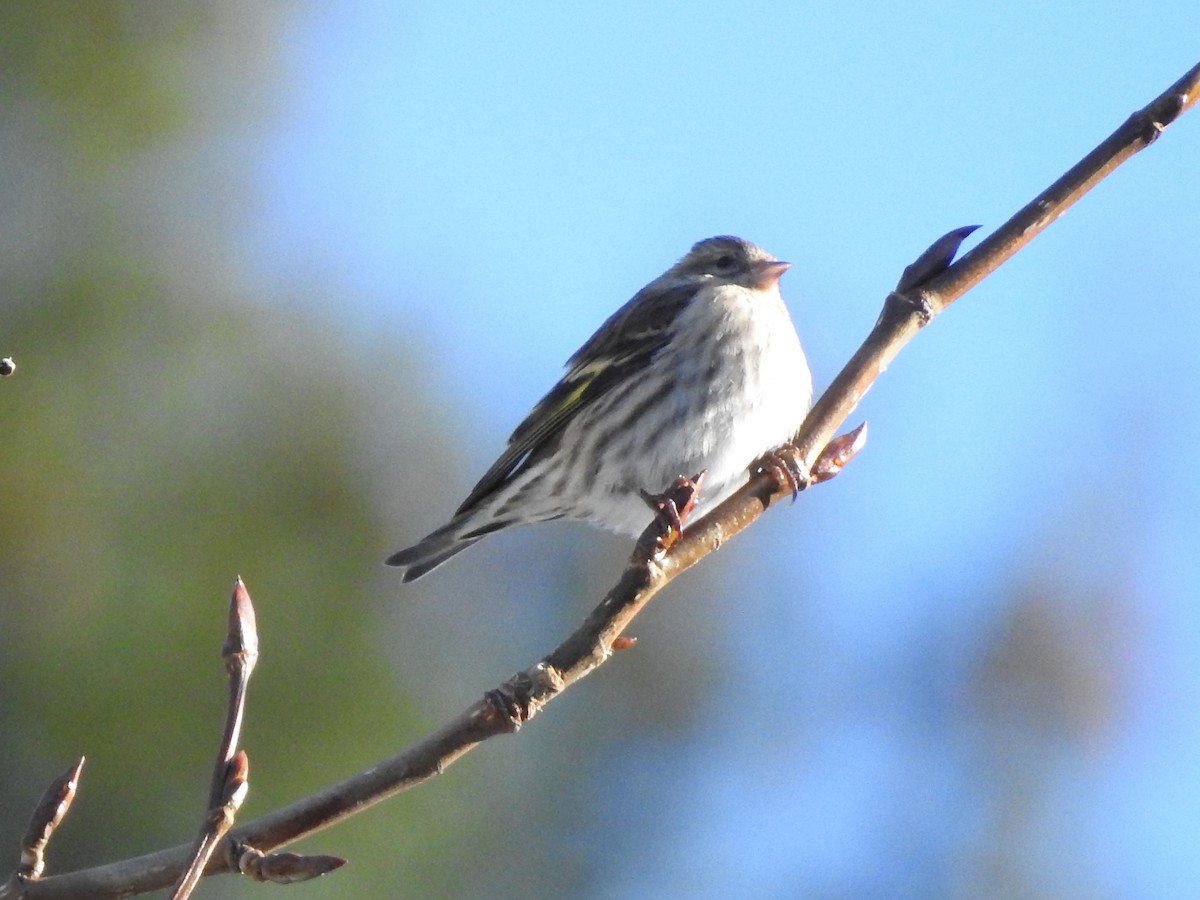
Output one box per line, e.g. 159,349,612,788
387,235,813,582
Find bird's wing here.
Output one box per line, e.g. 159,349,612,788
454,281,693,514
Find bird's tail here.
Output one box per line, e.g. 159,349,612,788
385,523,480,583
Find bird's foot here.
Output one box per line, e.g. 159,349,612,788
752,443,809,501
640,471,706,552
753,424,870,501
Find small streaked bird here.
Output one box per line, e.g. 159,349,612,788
387,236,813,582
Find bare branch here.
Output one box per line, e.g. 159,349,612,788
212,578,258,811
170,753,249,900
0,758,85,896
17,59,1200,900
168,579,260,899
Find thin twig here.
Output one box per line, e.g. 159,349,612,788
0,758,85,898
168,579,258,899
211,578,258,810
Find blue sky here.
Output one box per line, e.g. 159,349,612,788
247,3,1199,895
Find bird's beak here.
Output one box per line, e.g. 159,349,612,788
752,259,791,289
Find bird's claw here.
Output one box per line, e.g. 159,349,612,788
754,424,869,500
640,471,706,552
753,443,809,501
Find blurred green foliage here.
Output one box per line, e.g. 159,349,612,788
0,5,472,896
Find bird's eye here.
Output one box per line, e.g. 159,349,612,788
714,254,735,271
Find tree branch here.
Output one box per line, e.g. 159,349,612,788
170,579,258,900
16,59,1199,900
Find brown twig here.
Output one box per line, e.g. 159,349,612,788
169,754,250,900
0,758,85,898
168,579,259,900
211,578,258,810
782,61,1200,473
16,59,1199,900
165,580,343,897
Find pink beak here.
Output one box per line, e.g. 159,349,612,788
752,259,791,289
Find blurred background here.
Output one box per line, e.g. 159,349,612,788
1,3,1198,898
